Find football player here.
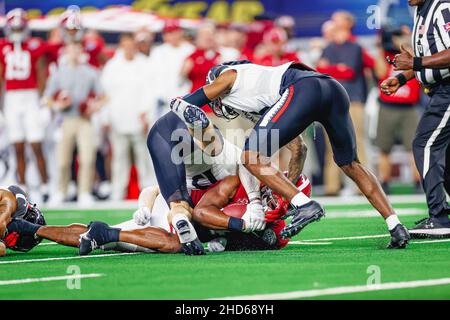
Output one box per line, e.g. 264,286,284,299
169,60,410,249
0,180,302,256
46,5,107,68
77,172,312,255
0,9,49,200
145,110,306,254
0,185,182,256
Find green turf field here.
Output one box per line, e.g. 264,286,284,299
1,200,449,300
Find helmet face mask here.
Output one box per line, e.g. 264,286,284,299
209,98,239,120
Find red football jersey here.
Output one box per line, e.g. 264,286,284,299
45,41,64,64
82,36,105,68
0,37,47,90
45,36,105,68
187,48,221,93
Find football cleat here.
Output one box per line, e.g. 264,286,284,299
79,221,120,256
182,238,206,256
280,200,325,239
387,224,410,249
174,219,205,256
408,217,450,239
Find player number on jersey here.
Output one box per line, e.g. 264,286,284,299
5,50,31,80
191,169,218,190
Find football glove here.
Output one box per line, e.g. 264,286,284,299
133,207,152,226
242,200,266,232
170,98,210,129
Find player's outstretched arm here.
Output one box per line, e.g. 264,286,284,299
193,175,241,230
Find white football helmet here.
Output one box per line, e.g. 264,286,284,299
60,5,84,43
4,8,30,43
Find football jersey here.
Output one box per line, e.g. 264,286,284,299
185,139,241,191
46,37,105,68
0,38,47,90
187,48,221,93
220,61,293,114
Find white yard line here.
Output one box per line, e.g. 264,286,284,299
288,241,332,245
0,252,140,265
301,234,390,242
0,273,104,286
294,234,450,244
318,194,428,206
212,277,450,300
412,239,450,244
325,208,424,218
38,242,58,246
40,195,431,211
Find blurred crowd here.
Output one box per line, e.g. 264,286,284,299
0,6,425,206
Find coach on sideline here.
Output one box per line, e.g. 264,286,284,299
381,0,450,238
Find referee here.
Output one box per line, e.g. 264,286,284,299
381,0,450,238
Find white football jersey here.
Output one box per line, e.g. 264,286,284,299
185,138,241,191
220,62,292,114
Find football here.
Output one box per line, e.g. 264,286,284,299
222,202,247,219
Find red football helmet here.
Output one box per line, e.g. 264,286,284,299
263,173,312,223
4,8,29,43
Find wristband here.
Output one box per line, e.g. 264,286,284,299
395,73,408,87
413,57,423,71
228,217,244,232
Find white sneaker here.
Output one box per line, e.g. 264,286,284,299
40,184,49,203
67,181,78,200
48,191,65,207
78,193,95,208
97,181,111,199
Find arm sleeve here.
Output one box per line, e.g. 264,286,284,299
182,87,211,106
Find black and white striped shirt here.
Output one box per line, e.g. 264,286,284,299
412,0,450,85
